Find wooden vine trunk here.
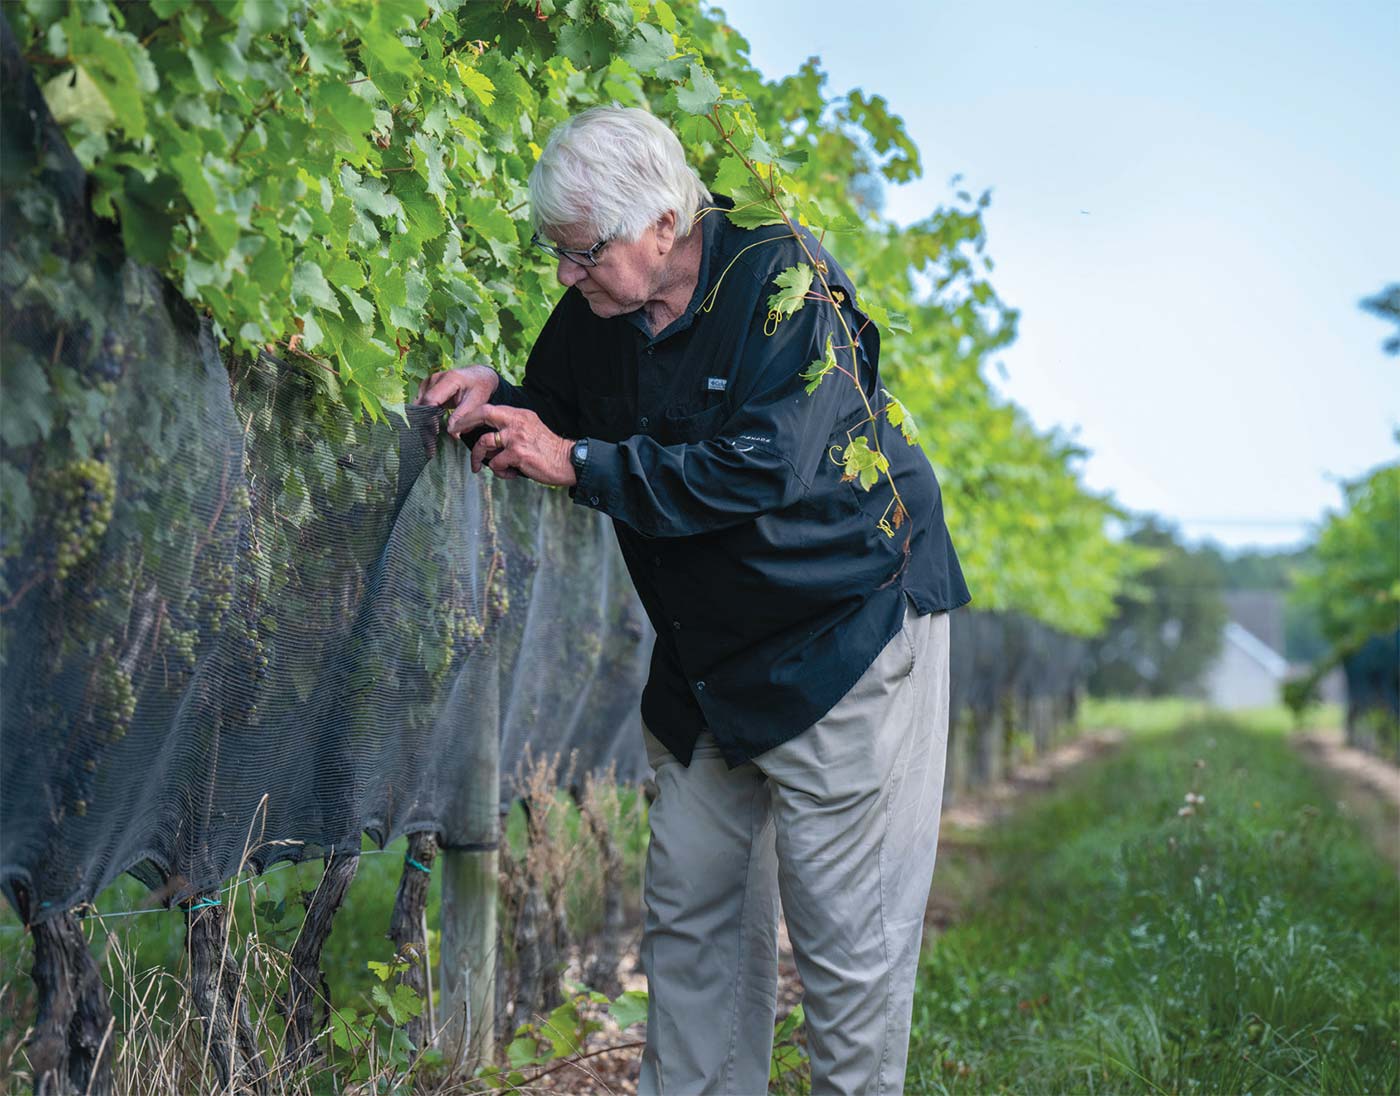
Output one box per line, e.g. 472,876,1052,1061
184,898,268,1095
583,809,625,998
539,882,569,1017
510,879,546,1033
388,831,439,1052
17,892,113,1096
280,852,359,1068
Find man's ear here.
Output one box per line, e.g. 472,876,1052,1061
654,209,679,256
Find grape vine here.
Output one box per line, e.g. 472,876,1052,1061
3,0,1149,642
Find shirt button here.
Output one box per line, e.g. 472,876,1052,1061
696,680,706,691
671,620,681,630
589,494,600,506
640,416,650,428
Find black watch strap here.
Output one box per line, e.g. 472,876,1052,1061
570,438,590,473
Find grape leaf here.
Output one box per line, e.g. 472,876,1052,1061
557,20,612,69
861,299,911,334
767,264,813,323
675,62,720,115
292,261,341,314
456,62,496,107
800,334,837,395
608,989,649,1029
883,389,920,444
621,23,673,75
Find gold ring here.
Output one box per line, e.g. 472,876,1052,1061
494,430,503,449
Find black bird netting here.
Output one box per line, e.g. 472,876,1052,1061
0,24,1088,929
1342,628,1400,750
0,23,655,922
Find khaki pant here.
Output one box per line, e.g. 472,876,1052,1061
638,595,951,1095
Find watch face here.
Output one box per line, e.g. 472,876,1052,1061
572,439,589,468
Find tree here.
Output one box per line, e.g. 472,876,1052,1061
1360,283,1400,356
1086,516,1228,697
1290,456,1400,659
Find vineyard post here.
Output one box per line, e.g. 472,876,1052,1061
437,658,501,1071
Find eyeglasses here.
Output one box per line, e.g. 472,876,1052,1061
530,230,613,268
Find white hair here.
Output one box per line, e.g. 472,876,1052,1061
528,105,710,243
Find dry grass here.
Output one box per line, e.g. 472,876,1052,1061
0,758,658,1095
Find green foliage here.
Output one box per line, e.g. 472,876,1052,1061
909,715,1400,1094
839,434,889,493
766,262,814,323
1087,516,1227,697
1290,457,1400,659
799,333,837,395
1359,282,1400,355
4,0,1145,642
769,1003,808,1086
321,955,429,1084
486,985,811,1092
607,987,649,1029
882,389,918,445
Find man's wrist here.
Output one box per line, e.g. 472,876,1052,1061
567,437,589,486
475,365,501,398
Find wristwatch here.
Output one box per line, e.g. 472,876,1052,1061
569,438,590,476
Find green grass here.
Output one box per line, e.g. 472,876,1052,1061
1077,697,1346,740
909,710,1399,1094
4,703,1390,1092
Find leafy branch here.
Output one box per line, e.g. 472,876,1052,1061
700,104,919,560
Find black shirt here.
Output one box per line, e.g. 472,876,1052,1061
493,196,971,767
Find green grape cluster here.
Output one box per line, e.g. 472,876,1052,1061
92,652,136,743
191,557,234,635
426,601,470,688
446,604,475,647
220,613,269,725
488,567,511,622
160,612,199,676
46,458,115,580
70,757,99,819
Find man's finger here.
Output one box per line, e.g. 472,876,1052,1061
477,403,523,424
416,371,453,405
470,432,501,472
489,447,522,478
448,399,493,437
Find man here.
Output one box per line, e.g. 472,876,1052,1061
418,105,971,1095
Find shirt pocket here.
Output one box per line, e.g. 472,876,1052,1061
654,400,729,446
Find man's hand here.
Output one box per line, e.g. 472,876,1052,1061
471,405,576,487
415,365,500,438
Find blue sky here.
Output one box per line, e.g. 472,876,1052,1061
715,0,1399,551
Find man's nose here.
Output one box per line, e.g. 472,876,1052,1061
556,257,587,287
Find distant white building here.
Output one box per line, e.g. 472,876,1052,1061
1202,620,1290,709
1200,591,1345,710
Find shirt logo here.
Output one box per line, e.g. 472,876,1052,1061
706,377,728,391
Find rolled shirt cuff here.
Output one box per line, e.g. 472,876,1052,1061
568,437,618,511
491,375,529,410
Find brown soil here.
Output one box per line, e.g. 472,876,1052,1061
1290,727,1400,873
